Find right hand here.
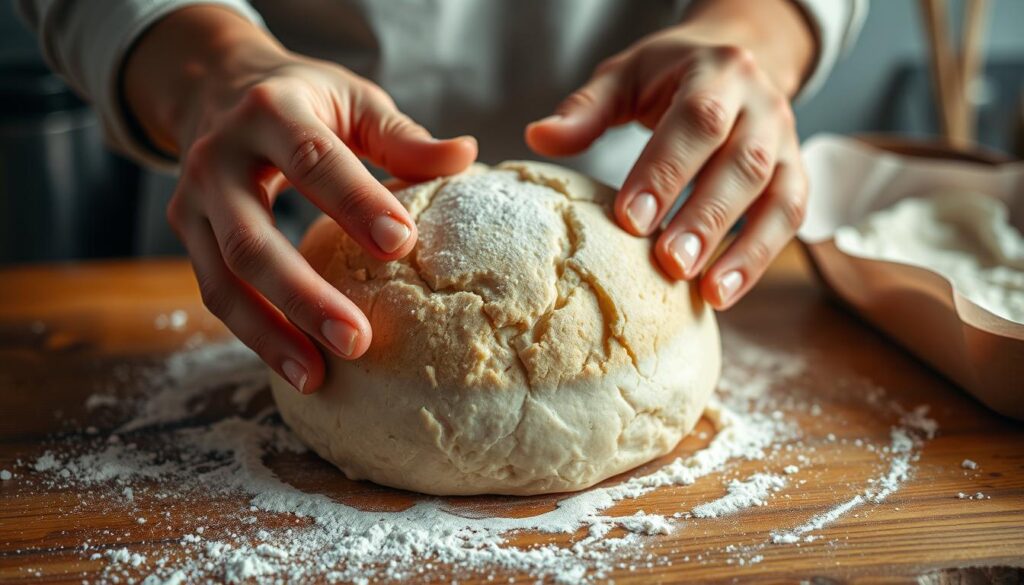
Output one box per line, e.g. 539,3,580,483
124,6,477,393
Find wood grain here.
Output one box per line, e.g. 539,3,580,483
0,245,1022,584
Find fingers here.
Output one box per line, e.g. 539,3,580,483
354,88,478,181
167,72,470,391
200,170,373,360
171,136,375,393
614,83,745,236
698,157,806,309
653,108,781,281
176,216,325,393
526,69,627,157
252,109,419,260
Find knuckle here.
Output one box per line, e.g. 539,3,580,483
644,156,690,194
594,55,624,75
562,87,601,112
165,194,187,230
240,82,285,118
247,329,274,359
744,239,773,268
280,288,311,322
197,273,235,319
718,44,757,73
181,137,218,184
221,225,270,278
734,143,773,186
334,181,379,221
691,198,732,235
289,135,340,187
361,82,394,108
379,114,422,141
779,189,808,230
797,168,810,193
679,93,729,141
770,93,794,121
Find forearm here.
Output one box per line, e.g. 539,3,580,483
122,5,285,156
678,0,816,97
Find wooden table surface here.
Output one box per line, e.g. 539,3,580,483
0,245,1022,584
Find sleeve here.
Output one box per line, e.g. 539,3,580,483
790,0,868,102
15,0,265,170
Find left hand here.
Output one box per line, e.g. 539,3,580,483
527,12,812,310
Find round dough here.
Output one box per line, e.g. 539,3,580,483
270,161,721,495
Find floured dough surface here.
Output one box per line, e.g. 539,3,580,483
271,161,721,495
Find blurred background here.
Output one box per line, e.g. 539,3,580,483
1,0,1023,265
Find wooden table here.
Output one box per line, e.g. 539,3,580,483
1,245,1022,584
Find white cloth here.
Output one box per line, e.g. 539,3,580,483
17,0,864,186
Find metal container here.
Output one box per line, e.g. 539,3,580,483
0,59,139,264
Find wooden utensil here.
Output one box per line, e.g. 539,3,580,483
919,0,990,147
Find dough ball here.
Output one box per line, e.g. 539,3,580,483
270,161,721,495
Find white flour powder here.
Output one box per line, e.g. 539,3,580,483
17,330,937,583
835,193,1024,323
691,473,787,519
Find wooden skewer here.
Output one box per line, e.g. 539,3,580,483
959,0,989,144
920,0,967,146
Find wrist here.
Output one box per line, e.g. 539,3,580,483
123,5,285,156
677,0,816,97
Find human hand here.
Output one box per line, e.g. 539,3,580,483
527,0,814,309
124,7,477,392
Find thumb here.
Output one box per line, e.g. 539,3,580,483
355,88,478,182
526,70,626,157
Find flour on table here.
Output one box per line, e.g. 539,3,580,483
957,491,990,500
835,193,1024,323
18,330,938,583
154,310,188,331
690,473,787,518
84,393,118,411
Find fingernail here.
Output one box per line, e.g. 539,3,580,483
281,359,308,392
667,232,702,277
439,134,476,145
322,319,359,357
370,214,411,254
717,270,744,304
626,192,658,233
534,114,563,126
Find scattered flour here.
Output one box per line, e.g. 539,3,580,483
32,453,59,472
770,496,864,545
770,407,936,545
84,393,119,411
957,492,990,500
154,310,189,331
117,340,267,432
106,548,146,568
18,330,939,582
961,459,978,470
691,473,787,519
